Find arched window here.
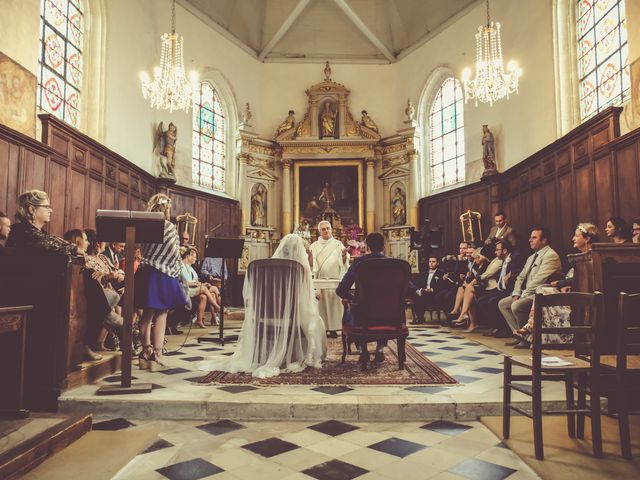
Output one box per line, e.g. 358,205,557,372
429,77,465,190
577,0,629,121
38,0,84,128
192,82,226,191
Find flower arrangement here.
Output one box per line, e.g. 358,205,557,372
343,224,366,257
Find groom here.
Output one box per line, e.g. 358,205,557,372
336,233,387,363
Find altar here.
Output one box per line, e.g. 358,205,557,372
235,63,423,272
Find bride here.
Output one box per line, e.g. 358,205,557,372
199,234,326,378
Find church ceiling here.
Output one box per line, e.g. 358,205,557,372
178,0,479,63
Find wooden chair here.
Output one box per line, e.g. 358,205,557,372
599,292,640,459
246,259,303,361
503,291,604,460
341,258,411,370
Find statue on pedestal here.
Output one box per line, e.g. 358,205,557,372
241,102,253,126
321,102,336,138
360,110,379,133
391,187,406,226
404,99,415,123
481,124,498,177
276,110,296,137
250,183,267,227
153,121,178,182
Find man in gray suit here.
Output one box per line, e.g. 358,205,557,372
484,211,517,248
498,227,561,343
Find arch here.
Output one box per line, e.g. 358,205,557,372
191,69,239,198
418,68,465,194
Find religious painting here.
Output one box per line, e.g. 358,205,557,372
294,161,363,231
0,51,37,137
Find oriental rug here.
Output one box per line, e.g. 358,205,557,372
198,338,457,386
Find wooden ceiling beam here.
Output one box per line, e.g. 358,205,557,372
258,0,313,62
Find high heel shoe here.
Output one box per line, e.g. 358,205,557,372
138,345,152,369
149,348,169,372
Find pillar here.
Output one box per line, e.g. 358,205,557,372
408,151,420,229
281,159,292,234
365,158,375,233
237,154,248,232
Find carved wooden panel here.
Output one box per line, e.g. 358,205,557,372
48,161,67,236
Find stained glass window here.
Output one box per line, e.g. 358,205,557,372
38,0,84,128
192,82,226,191
429,78,465,190
577,0,629,121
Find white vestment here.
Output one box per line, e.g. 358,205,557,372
310,236,349,331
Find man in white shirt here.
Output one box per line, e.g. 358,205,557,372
409,256,444,324
484,211,517,247
310,221,349,338
498,228,562,339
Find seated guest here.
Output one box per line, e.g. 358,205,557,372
436,241,472,316
120,247,142,273
633,217,640,244
7,190,78,256
200,256,228,285
84,229,124,352
336,232,389,363
605,216,631,244
499,227,562,345
180,246,220,328
484,211,517,248
0,211,10,248
63,229,88,254
478,240,524,338
453,248,503,332
104,242,124,269
135,193,187,371
409,256,444,324
514,223,599,348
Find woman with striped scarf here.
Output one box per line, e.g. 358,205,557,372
135,193,187,370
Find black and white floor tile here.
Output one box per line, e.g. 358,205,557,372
111,418,539,479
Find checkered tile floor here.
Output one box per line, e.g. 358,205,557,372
101,417,540,480
59,316,567,420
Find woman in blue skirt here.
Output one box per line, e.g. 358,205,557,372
135,193,186,370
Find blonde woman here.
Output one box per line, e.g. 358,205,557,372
134,193,186,370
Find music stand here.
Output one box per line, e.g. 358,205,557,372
199,237,244,345
94,210,164,395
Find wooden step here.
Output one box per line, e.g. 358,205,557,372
0,413,92,479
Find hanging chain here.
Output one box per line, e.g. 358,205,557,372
171,0,176,34
486,0,491,27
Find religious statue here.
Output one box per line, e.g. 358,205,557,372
276,110,296,137
391,187,406,226
360,110,379,133
250,183,266,227
153,121,178,181
321,102,336,138
404,98,415,123
318,182,335,211
241,102,252,126
481,124,497,176
324,61,332,81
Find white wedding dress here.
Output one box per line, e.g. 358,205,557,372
198,234,326,378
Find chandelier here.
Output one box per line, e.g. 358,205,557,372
140,0,198,112
462,0,521,106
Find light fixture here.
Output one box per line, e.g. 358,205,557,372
140,0,198,112
462,0,521,106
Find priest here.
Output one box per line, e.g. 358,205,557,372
310,220,349,338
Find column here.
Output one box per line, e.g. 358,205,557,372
407,151,420,229
338,95,347,137
237,154,248,232
382,179,390,226
281,159,292,234
310,99,318,137
365,158,375,233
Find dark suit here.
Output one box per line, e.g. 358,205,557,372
436,258,472,313
409,268,445,321
477,252,525,329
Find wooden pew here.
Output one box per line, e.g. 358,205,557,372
0,305,32,418
571,243,640,354
0,250,119,411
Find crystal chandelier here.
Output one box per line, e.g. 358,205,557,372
140,0,198,112
462,0,521,106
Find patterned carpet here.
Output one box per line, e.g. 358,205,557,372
199,338,457,385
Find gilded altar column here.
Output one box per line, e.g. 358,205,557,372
310,99,318,137
338,95,347,137
408,150,419,228
281,159,292,234
237,154,248,232
365,158,375,233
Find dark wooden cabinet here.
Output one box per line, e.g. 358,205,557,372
0,305,32,417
